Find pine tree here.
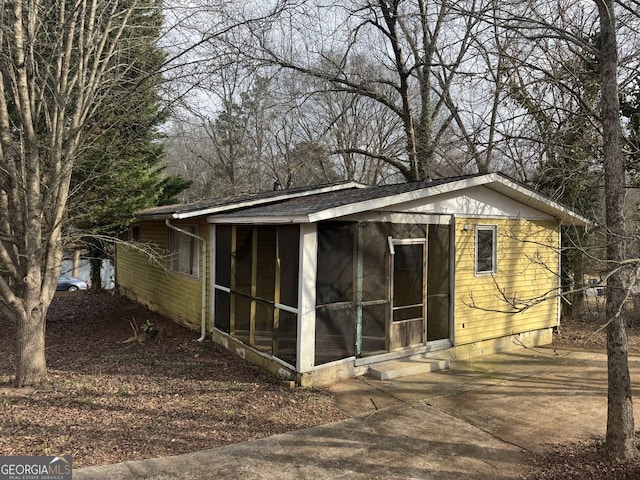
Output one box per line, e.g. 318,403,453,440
68,0,190,290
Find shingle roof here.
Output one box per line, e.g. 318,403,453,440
135,173,591,226
137,181,364,219
210,174,481,218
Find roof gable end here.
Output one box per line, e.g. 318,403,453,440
307,173,589,226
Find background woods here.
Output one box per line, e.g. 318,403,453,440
1,0,640,464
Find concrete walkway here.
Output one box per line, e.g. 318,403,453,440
75,346,640,480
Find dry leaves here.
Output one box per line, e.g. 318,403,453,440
0,293,346,467
2,292,640,476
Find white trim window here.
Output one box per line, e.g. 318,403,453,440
167,225,199,277
475,225,497,275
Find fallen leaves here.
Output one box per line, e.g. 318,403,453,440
0,292,346,467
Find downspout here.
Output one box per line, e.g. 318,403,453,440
166,219,207,342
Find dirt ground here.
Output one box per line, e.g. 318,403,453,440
1,293,640,477
522,313,640,479
0,292,346,467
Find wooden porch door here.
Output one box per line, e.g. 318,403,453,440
390,241,425,349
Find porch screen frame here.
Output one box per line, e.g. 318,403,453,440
389,237,427,347
211,224,300,368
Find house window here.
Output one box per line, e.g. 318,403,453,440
475,225,497,274
167,225,199,277
130,225,141,242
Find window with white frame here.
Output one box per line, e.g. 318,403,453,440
475,225,497,274
167,225,199,277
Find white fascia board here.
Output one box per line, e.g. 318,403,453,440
142,182,364,220
485,175,591,226
206,215,310,224
137,212,181,221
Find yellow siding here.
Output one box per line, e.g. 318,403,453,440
454,218,559,345
115,219,210,329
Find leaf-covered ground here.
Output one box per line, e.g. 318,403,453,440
0,292,346,467
522,311,640,479
1,293,640,476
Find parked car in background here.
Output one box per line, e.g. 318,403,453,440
56,275,89,292
585,278,605,297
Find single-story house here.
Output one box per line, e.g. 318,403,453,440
115,173,589,386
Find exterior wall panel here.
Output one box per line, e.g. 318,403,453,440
116,219,210,330
454,218,559,345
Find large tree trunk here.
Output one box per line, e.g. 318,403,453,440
14,302,48,387
597,0,638,461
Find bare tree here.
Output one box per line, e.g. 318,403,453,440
0,0,148,387
238,0,511,181
596,0,638,462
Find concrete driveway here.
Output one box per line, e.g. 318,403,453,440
75,346,640,480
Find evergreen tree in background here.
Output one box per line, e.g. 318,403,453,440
69,0,190,290
528,35,602,317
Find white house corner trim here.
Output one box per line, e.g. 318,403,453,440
557,226,562,327
210,224,216,334
297,223,317,373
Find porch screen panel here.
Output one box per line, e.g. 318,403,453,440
315,304,356,365
362,222,389,302
361,304,386,354
275,309,297,365
256,226,276,302
232,293,251,344
316,222,354,304
254,301,273,353
315,222,356,365
427,224,450,341
361,222,389,356
391,223,426,239
275,225,299,366
277,225,300,308
214,289,230,333
214,225,232,333
234,226,253,295
215,225,232,287
214,224,299,367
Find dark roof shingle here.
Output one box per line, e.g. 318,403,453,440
211,175,481,218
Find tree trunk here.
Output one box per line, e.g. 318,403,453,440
73,250,81,277
90,257,102,293
597,0,638,461
14,305,47,387
573,249,585,315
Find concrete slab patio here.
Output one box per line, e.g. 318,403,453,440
75,346,640,480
